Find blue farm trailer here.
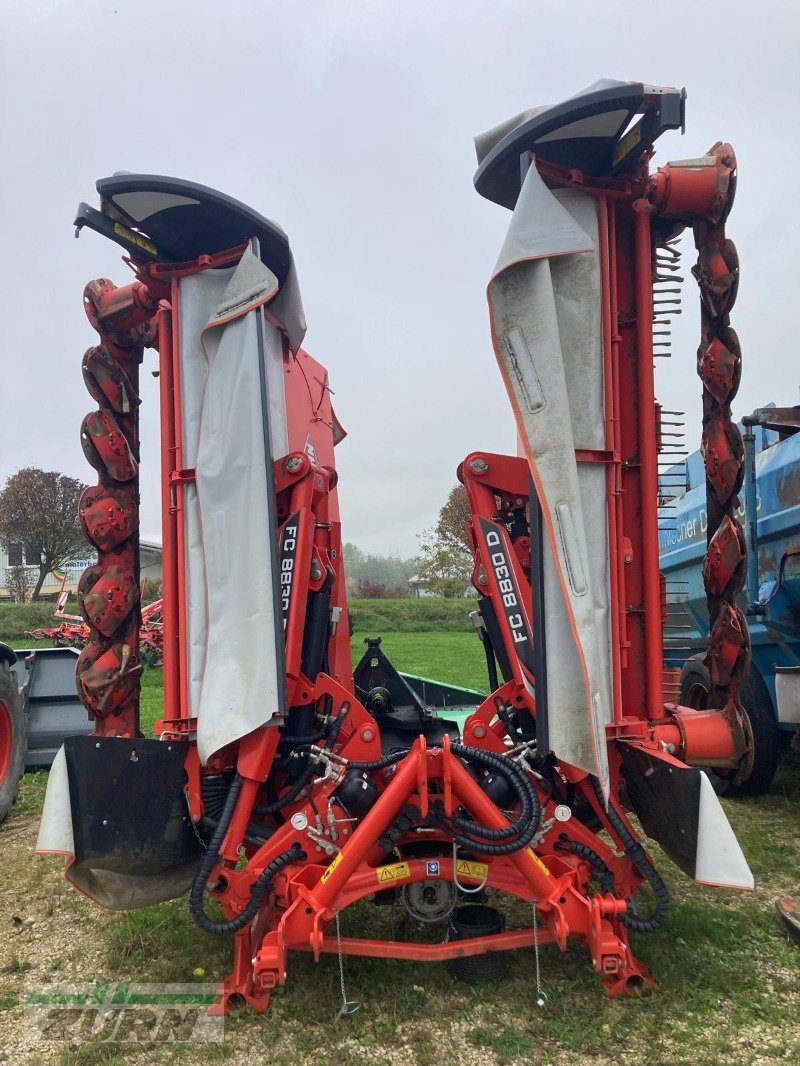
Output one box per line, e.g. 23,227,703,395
660,404,800,793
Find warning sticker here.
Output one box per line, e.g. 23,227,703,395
526,848,551,875
455,859,489,881
320,851,343,884
375,861,410,885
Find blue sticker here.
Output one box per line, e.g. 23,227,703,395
426,860,440,877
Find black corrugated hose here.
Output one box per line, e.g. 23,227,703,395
555,837,615,894
590,777,669,934
190,772,307,936
252,763,316,816
253,706,348,817
347,742,541,856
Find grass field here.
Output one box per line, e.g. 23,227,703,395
1,617,799,1065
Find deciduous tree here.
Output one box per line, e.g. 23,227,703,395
0,468,88,600
5,565,33,603
416,485,473,598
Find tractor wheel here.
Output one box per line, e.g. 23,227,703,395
679,657,781,796
0,662,26,825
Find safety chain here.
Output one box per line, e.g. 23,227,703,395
334,912,360,1020
532,901,547,1010
75,279,154,734
689,144,751,715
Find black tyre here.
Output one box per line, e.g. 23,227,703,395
0,661,26,825
679,657,781,796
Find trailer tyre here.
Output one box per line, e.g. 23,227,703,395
679,658,781,796
0,662,26,825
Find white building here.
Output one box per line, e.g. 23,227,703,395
0,539,162,598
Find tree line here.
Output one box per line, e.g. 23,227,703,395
0,467,474,602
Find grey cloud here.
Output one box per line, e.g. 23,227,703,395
1,0,797,555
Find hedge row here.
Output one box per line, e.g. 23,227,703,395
348,598,475,633
0,597,477,645
0,602,72,643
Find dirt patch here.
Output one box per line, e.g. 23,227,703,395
1,768,799,1066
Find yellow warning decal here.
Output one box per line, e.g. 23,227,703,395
455,859,488,881
320,851,343,884
375,861,410,885
612,123,642,167
526,848,551,876
113,223,158,256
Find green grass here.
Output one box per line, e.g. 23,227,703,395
349,597,476,633
137,630,488,739
0,601,72,643
140,667,164,736
0,597,478,645
10,624,800,1063
351,629,488,692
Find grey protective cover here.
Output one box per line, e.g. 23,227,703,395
485,160,611,795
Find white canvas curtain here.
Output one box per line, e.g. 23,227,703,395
37,247,293,905
178,248,287,763
486,162,611,794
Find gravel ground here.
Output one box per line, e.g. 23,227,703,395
1,763,798,1066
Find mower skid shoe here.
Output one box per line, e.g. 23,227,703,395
38,735,201,909
620,741,753,889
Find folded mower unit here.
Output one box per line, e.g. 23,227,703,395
39,78,753,1013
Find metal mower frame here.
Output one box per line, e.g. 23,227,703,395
39,80,755,1015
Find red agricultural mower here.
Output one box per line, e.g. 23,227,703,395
26,583,164,665
38,79,754,1013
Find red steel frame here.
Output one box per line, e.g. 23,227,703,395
68,137,751,1015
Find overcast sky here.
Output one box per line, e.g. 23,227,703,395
1,0,798,558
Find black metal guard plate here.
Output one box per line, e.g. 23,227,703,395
63,735,201,875
474,82,685,209
620,742,701,879
86,173,293,282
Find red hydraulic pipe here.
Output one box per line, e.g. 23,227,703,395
312,746,424,910
169,277,189,719
157,304,180,723
609,203,629,674
633,208,665,716
447,756,557,902
598,193,623,723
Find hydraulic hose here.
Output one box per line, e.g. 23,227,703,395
448,743,540,839
252,763,315,816
590,777,669,934
253,708,348,818
351,742,541,856
430,743,541,856
190,772,306,936
555,837,615,895
278,727,327,747
345,749,411,772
